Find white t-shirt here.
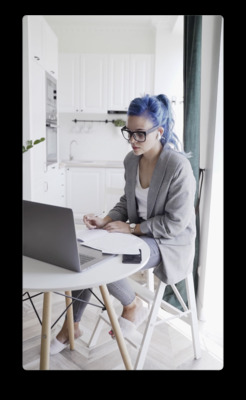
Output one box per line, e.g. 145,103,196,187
135,165,149,220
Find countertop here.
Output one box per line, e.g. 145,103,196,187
60,160,124,168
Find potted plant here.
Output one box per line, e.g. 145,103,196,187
113,119,125,135
113,119,125,127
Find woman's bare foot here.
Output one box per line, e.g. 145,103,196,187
56,320,83,344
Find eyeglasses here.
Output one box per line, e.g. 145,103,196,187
121,125,159,142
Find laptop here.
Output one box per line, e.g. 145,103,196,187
23,200,115,273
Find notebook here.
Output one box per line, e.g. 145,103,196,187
22,200,115,273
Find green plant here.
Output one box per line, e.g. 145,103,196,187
22,137,45,153
113,119,125,127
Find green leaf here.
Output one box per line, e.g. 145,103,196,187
23,137,45,153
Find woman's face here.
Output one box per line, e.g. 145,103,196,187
126,115,163,156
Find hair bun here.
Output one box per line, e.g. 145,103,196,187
156,94,169,109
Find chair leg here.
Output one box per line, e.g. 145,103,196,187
134,280,167,370
185,273,201,359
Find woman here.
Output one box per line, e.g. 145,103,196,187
50,94,196,353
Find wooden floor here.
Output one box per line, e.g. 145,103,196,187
23,271,223,371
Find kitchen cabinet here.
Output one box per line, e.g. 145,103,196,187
28,15,45,68
66,167,105,219
81,54,108,113
57,54,79,112
58,54,108,113
44,165,66,206
107,54,154,111
59,53,154,113
66,167,125,220
129,54,154,100
32,165,66,207
105,168,125,213
43,22,58,78
27,15,58,77
107,55,130,111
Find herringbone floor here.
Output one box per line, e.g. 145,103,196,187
23,271,223,370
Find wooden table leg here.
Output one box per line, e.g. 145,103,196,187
40,292,52,370
99,284,133,370
65,290,75,350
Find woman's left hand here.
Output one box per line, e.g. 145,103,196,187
104,221,130,234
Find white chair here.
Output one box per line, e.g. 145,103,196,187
88,271,201,369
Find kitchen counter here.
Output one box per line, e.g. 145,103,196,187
61,160,124,168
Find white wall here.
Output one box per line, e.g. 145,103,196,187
197,17,223,343
154,27,183,100
54,25,155,54
58,113,131,162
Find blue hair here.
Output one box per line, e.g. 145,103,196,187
127,94,190,157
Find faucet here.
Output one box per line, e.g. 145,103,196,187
69,140,78,161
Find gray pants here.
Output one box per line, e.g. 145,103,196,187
72,236,161,322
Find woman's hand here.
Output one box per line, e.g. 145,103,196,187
83,214,113,230
83,214,106,229
103,221,130,234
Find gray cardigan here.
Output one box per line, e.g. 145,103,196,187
108,146,197,285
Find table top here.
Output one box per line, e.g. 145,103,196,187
23,237,150,292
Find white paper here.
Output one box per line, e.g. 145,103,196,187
76,229,107,242
76,229,141,254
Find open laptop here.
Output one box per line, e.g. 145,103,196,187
23,200,115,273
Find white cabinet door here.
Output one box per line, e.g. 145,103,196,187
27,15,45,68
43,22,58,78
27,15,58,76
129,54,154,99
108,55,130,111
105,168,125,214
45,165,66,206
108,54,154,110
66,168,105,219
58,54,80,112
58,54,107,113
32,165,66,206
80,54,108,113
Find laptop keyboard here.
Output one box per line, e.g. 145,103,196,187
79,253,95,265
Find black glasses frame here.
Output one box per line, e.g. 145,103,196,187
121,125,159,142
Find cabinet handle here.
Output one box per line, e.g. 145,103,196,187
50,71,55,74
34,56,40,61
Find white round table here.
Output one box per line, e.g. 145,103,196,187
23,238,150,370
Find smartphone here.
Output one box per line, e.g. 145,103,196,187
122,249,142,264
